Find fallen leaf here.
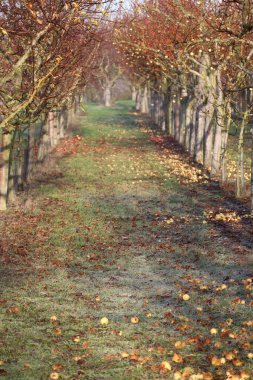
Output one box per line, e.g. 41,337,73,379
52,364,63,371
7,306,20,314
211,356,226,366
174,372,182,380
172,353,183,363
232,358,243,366
131,316,139,324
100,317,109,326
175,341,186,349
53,328,62,335
50,373,59,380
161,361,171,370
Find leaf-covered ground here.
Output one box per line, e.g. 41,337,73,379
0,101,253,380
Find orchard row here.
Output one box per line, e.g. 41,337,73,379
0,0,113,210
115,0,253,213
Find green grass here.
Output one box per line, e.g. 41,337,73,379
0,101,252,380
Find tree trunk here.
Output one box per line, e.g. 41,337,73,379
154,91,159,125
159,93,165,130
15,130,26,192
25,123,36,183
251,126,253,215
190,106,197,156
59,108,68,139
147,86,151,116
185,96,194,152
194,105,204,163
168,95,173,136
7,128,18,204
0,131,12,210
220,102,231,184
150,88,155,120
48,111,55,147
104,85,112,107
164,86,170,134
194,64,206,163
236,111,248,197
180,96,187,146
236,129,245,198
38,114,50,162
131,86,137,102
174,96,180,142
48,111,59,147
211,69,223,177
140,86,148,114
203,102,214,170
23,133,30,185
136,89,141,112
73,96,79,115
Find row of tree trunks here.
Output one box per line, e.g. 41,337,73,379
170,86,230,180
133,66,251,205
0,106,73,210
134,67,231,182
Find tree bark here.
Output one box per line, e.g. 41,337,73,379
48,111,59,147
164,86,170,133
211,69,223,177
136,89,141,112
203,94,215,170
194,61,207,163
204,114,214,170
185,96,194,152
236,111,248,197
25,123,36,183
174,95,180,142
154,91,159,125
0,131,12,210
180,96,187,146
38,114,50,162
168,95,173,136
131,86,137,102
220,102,231,184
251,126,253,215
59,108,68,139
203,58,216,169
104,85,112,107
140,86,148,114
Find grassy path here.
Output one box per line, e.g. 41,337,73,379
0,101,252,380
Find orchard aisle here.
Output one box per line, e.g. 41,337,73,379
0,101,252,380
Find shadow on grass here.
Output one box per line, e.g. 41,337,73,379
0,101,252,378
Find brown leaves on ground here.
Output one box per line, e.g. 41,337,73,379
1,107,253,379
56,134,82,156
